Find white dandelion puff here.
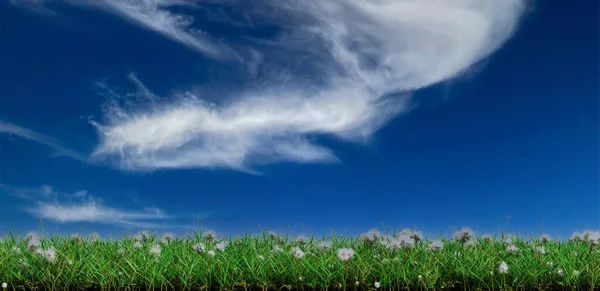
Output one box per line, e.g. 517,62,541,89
192,243,206,254
149,244,162,257
207,250,215,257
271,245,283,254
88,232,102,243
291,247,305,259
535,246,546,256
507,244,519,254
215,240,228,252
355,281,360,286
539,234,552,244
1,283,6,289
318,240,332,251
453,227,475,244
498,261,509,274
203,230,217,242
11,246,21,253
299,276,303,281
295,235,309,245
70,233,83,243
502,234,515,246
418,275,423,280
556,268,565,278
160,232,176,244
27,237,41,252
546,261,553,267
374,282,381,289
135,231,151,242
337,248,355,262
133,241,143,249
425,240,444,252
360,229,383,243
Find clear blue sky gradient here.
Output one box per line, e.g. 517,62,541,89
0,0,598,240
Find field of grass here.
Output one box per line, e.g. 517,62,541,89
1,229,599,291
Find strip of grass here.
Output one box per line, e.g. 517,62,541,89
1,231,598,290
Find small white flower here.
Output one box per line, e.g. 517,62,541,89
192,243,206,254
88,232,102,243
11,246,21,253
291,247,305,259
149,244,162,257
18,259,28,269
203,230,217,242
360,229,383,242
117,248,125,254
67,259,73,265
418,275,423,280
296,235,309,244
257,255,265,261
117,271,123,277
318,240,332,251
271,245,283,254
507,244,519,254
207,250,215,257
1,282,6,289
453,227,475,244
546,261,553,267
425,240,444,252
381,258,390,264
355,281,360,286
160,232,176,244
535,246,546,256
337,248,355,262
374,282,381,289
215,240,228,252
498,261,509,274
556,268,565,277
299,276,303,281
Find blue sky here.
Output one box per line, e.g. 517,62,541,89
0,0,598,240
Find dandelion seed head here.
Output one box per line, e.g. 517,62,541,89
207,250,215,257
535,246,546,256
573,270,580,277
389,233,415,250
374,282,381,289
507,244,519,254
546,261,553,267
133,241,143,249
135,230,151,242
18,258,28,269
291,247,305,259
160,232,176,244
192,242,206,254
295,234,309,244
203,230,217,242
149,244,162,256
453,227,475,244
418,275,423,280
570,231,584,242
502,234,515,246
216,240,228,252
27,237,41,252
498,261,509,274
425,240,444,252
360,228,382,242
318,240,332,251
24,232,38,242
88,232,102,243
539,234,552,244
337,248,355,262
355,281,360,286
556,268,565,277
480,234,494,242
11,246,21,253
271,245,283,254
70,233,83,243
1,283,6,289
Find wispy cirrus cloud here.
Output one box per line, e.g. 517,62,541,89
13,0,527,172
0,121,88,163
1,184,173,228
89,0,526,172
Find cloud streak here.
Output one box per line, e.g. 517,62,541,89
12,0,527,172
0,121,88,162
1,185,172,228
89,0,526,171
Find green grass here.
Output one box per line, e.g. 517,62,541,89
1,231,599,291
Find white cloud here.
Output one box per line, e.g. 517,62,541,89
89,0,526,171
2,185,171,228
0,121,88,162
